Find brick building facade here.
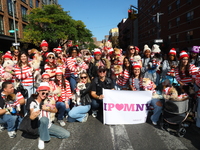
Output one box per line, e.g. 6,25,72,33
0,0,58,51
138,0,200,53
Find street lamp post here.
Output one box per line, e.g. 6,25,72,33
12,0,18,49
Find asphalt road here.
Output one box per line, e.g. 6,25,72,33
0,114,200,150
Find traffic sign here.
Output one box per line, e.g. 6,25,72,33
12,43,20,46
154,39,163,43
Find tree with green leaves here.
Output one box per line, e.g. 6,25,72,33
21,4,94,49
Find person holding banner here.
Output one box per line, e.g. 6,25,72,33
91,66,114,118
129,63,162,125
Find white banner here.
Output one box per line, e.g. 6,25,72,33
103,89,152,125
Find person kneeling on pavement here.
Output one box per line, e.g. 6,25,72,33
68,72,92,122
28,82,70,150
0,81,25,138
91,66,114,118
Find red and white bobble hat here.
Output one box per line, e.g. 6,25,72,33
40,40,48,47
179,51,189,60
3,51,12,59
56,46,62,52
55,68,63,75
108,48,114,55
47,52,55,58
37,82,50,91
93,48,102,55
169,48,176,56
42,72,50,78
132,62,141,69
135,46,140,52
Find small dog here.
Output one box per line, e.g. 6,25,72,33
4,94,20,114
72,83,86,105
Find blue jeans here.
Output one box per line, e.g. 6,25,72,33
68,105,91,122
0,114,18,132
91,99,103,111
196,98,200,127
150,99,163,123
38,117,70,141
56,101,70,120
24,84,36,98
69,74,77,92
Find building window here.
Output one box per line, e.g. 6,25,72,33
186,31,193,41
187,0,192,4
36,0,39,7
168,35,171,43
176,17,180,26
0,15,4,34
21,6,27,21
176,34,179,42
9,19,18,37
168,5,172,14
29,0,33,7
21,0,26,3
42,0,46,4
176,0,180,9
187,11,194,22
0,0,2,11
158,0,162,5
168,22,171,29
152,5,155,10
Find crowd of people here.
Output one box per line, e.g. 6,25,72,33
0,39,200,149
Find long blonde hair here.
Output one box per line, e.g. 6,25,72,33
79,72,91,83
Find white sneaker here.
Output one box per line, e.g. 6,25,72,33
58,120,66,126
8,131,16,138
38,138,45,150
152,121,157,126
92,110,97,118
0,124,5,132
81,113,88,122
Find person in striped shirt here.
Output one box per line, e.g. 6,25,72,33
0,81,25,138
129,63,162,126
54,69,72,127
66,46,88,91
175,51,197,86
116,57,131,90
14,51,35,98
28,82,70,150
44,52,57,80
161,48,179,85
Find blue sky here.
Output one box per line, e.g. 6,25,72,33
58,0,137,41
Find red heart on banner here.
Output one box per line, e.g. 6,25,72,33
115,104,124,111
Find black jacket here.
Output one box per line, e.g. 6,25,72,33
80,83,92,106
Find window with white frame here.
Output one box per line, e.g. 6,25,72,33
0,15,4,34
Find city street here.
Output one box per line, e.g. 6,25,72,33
0,113,200,150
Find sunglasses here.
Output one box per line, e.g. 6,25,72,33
48,57,55,59
129,48,135,50
98,70,106,73
80,76,87,79
43,78,50,80
14,51,19,53
42,92,49,96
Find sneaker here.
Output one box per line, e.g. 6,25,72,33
81,113,88,123
38,138,45,150
58,120,66,126
8,131,16,138
0,124,5,132
92,110,97,118
152,121,157,126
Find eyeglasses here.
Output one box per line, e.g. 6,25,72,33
43,78,50,80
80,76,87,79
72,52,77,54
182,59,188,61
48,57,55,59
14,51,19,54
98,70,106,73
42,92,49,96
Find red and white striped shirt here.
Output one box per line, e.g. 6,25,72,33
44,64,57,80
65,57,88,77
175,64,197,84
0,92,24,109
166,68,175,76
116,69,130,86
129,78,143,91
54,80,72,102
14,65,33,86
